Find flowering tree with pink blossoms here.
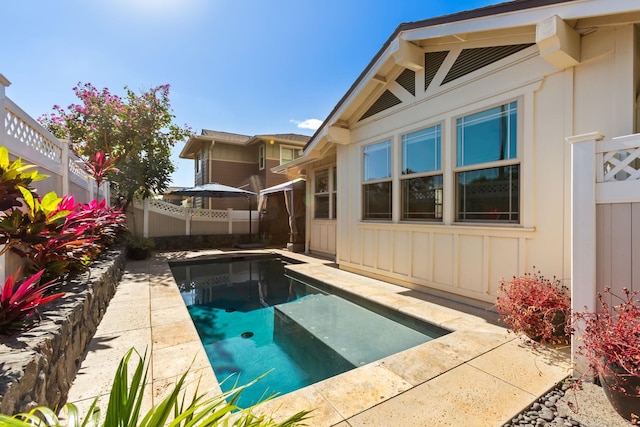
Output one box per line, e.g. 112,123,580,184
39,83,191,209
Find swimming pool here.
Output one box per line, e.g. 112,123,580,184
169,254,449,408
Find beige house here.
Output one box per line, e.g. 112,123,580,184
275,0,640,309
180,130,309,210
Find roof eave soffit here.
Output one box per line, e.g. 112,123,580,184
179,135,213,159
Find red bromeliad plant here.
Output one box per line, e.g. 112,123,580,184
67,198,128,247
14,195,127,281
495,269,571,344
0,268,64,335
83,151,120,198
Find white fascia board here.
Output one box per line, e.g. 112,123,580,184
271,153,318,174
307,0,639,160
404,0,640,43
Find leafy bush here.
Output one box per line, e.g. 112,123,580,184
0,146,47,212
0,268,64,335
12,195,128,282
0,348,312,426
495,269,570,344
572,288,640,378
0,189,72,256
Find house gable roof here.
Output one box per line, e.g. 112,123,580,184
201,129,252,143
180,129,309,159
295,0,639,163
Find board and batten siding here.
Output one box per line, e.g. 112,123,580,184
596,203,640,300
328,23,637,305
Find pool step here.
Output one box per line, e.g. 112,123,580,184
273,294,431,367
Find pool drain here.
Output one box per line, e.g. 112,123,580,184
241,331,254,339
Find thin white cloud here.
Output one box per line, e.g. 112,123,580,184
290,118,322,131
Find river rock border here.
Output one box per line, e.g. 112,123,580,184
0,245,126,415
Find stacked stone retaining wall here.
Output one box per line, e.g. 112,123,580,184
0,246,126,415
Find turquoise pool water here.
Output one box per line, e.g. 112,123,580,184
169,254,449,408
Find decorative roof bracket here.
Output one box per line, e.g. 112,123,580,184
390,38,424,72
536,15,580,70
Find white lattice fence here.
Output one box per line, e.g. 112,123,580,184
596,133,640,204
0,78,105,282
134,198,255,237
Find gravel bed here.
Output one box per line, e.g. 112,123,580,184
503,381,586,427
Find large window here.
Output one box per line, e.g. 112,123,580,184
281,145,301,164
314,167,337,219
455,101,519,222
401,125,443,220
363,140,392,220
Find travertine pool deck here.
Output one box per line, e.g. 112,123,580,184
66,249,572,426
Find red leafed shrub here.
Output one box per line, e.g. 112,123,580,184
572,288,640,378
0,268,64,335
495,269,570,344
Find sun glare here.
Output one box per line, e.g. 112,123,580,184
112,0,205,20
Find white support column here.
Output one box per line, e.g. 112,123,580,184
61,140,70,196
186,208,191,236
143,199,150,238
1,76,10,284
565,131,604,376
227,208,233,234
0,252,6,286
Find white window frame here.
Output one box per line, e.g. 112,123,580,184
452,99,521,224
400,123,444,221
258,144,265,170
313,165,337,220
362,139,392,221
280,145,301,164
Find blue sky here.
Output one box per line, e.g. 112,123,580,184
2,0,501,187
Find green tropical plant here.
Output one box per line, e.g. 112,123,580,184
0,146,47,212
0,189,72,256
0,268,64,335
0,348,312,426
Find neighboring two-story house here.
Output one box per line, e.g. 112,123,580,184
179,129,309,210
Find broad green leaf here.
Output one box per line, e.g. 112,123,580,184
47,210,71,224
41,192,62,212
18,186,35,212
29,170,48,182
0,146,8,168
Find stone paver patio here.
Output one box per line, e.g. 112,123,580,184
66,249,573,426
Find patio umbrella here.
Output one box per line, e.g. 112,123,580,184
170,183,257,239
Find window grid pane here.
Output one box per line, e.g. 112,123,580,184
402,125,441,175
457,101,517,167
315,195,330,219
315,169,329,194
401,175,443,220
364,140,391,181
456,165,519,222
363,182,392,220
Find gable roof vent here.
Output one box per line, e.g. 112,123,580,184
424,51,448,91
359,89,402,121
395,68,415,96
442,44,534,85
